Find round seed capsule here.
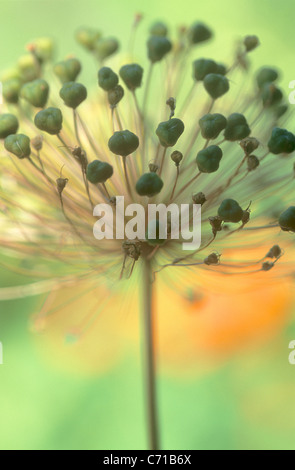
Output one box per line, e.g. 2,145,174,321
2,78,21,104
156,118,184,147
224,113,251,141
108,130,139,157
149,21,168,37
75,27,101,51
94,37,119,61
275,104,288,119
4,134,31,159
199,113,227,140
261,83,283,108
196,145,223,173
266,245,282,258
31,135,43,151
59,82,87,109
0,114,19,139
136,172,164,197
216,63,227,75
188,22,212,44
98,67,119,91
108,85,124,107
240,137,259,155
268,127,295,154
192,192,206,205
256,67,278,89
218,199,244,223
30,37,55,63
244,35,259,52
34,107,63,135
17,54,39,82
203,73,229,100
86,160,113,184
20,79,49,108
247,155,260,171
54,58,81,84
119,64,143,90
193,59,218,81
147,36,172,63
170,150,183,166
204,253,220,265
279,207,295,232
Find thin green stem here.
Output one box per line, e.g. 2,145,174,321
73,109,83,147
122,156,132,198
142,62,153,117
141,257,160,451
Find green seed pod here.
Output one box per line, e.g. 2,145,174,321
256,67,278,89
59,82,87,109
4,134,31,159
136,172,164,197
266,245,282,258
209,215,223,235
17,54,39,82
94,38,119,61
240,137,259,155
275,104,288,119
196,145,223,173
261,83,283,108
170,150,183,166
199,113,227,140
34,107,63,135
146,220,166,246
98,67,119,91
75,27,102,51
215,63,227,76
119,64,144,90
108,130,139,157
204,253,220,265
268,127,295,154
54,58,81,84
30,37,55,62
218,199,244,223
2,78,21,104
192,192,206,205
156,118,184,147
56,177,68,195
0,114,19,139
247,155,260,171
224,113,251,141
244,35,259,52
86,160,113,184
262,261,274,271
31,135,43,151
147,36,172,63
203,73,229,100
108,85,124,107
193,59,218,81
149,21,168,37
20,79,49,108
188,22,212,45
279,207,295,232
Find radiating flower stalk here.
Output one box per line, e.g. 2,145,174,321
1,17,295,450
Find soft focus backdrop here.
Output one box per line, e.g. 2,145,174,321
0,0,295,450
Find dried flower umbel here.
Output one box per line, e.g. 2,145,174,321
1,18,295,450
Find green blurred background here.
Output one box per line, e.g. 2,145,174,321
1,0,295,450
